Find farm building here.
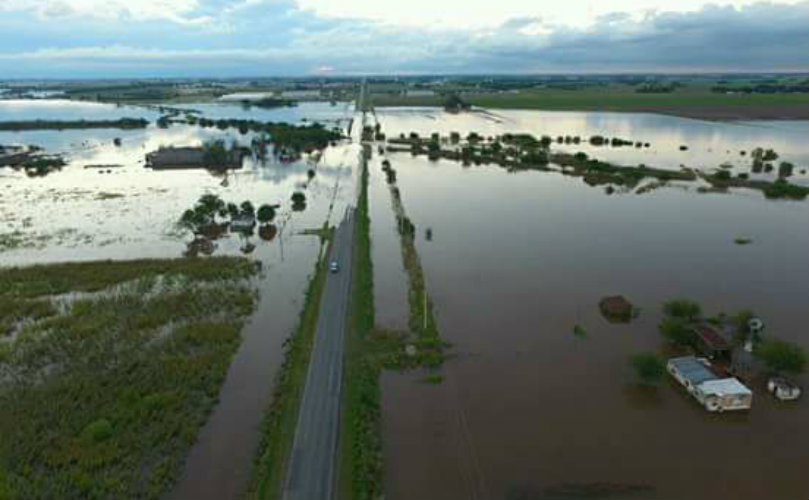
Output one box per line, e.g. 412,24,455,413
667,356,752,412
146,147,245,170
693,323,732,359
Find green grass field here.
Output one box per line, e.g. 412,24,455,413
372,84,809,119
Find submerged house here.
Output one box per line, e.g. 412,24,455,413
146,146,245,170
693,323,732,359
668,356,753,412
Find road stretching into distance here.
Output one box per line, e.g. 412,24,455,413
282,207,356,500
283,83,369,500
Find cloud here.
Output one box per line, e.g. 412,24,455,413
0,0,807,77
0,0,207,23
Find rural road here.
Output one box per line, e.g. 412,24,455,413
283,207,355,500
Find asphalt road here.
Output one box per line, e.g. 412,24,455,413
283,207,355,500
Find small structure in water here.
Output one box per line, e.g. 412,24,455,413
767,377,802,401
230,214,256,233
693,323,732,360
146,146,245,170
667,356,753,412
598,295,635,323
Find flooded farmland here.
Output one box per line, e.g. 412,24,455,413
372,109,809,499
1,98,358,498
4,98,809,500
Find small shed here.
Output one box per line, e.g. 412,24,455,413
598,295,634,323
693,323,731,359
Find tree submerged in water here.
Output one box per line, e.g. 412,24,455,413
630,353,665,386
755,339,807,376
291,191,307,212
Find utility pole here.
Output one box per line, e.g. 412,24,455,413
423,291,427,331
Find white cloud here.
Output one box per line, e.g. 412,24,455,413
0,0,204,23
293,0,807,28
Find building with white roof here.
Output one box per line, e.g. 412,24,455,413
667,356,753,412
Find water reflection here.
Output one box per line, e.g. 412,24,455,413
377,108,809,185
379,148,809,500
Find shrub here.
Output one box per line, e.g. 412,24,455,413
755,339,807,375
659,317,694,346
630,353,665,385
663,299,702,321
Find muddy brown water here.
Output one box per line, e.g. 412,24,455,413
373,135,809,499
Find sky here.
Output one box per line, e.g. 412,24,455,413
0,0,808,78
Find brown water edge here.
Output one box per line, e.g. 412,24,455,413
379,154,809,500
368,150,409,331
167,239,319,500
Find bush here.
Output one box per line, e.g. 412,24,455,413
630,353,665,385
659,317,694,346
663,299,702,321
755,339,807,375
714,170,731,181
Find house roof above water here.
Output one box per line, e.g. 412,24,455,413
700,378,753,396
669,356,719,385
694,324,731,351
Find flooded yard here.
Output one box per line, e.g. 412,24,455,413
373,110,809,499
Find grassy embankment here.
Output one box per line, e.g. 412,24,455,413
0,257,258,500
248,226,333,499
372,85,809,120
339,145,382,500
338,142,449,500
386,174,447,369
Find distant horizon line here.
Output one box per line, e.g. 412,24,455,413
2,70,808,82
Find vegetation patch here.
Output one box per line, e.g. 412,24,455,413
184,117,343,154
339,145,384,500
0,257,259,500
630,353,666,386
0,119,149,131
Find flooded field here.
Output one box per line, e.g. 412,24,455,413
377,107,809,186
1,98,358,498
373,110,809,499
168,101,354,127
4,99,809,499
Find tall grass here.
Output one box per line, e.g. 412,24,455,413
0,259,258,500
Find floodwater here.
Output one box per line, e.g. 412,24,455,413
1,99,359,499
167,101,353,127
377,107,809,186
373,110,809,499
